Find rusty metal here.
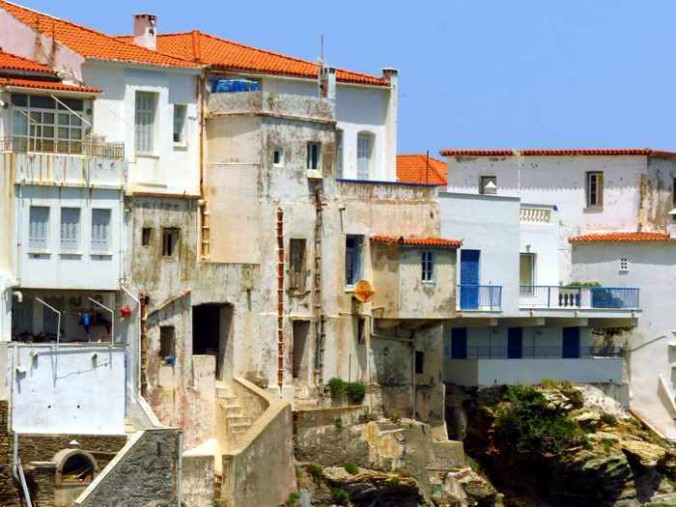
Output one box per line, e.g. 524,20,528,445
277,207,285,391
140,291,148,398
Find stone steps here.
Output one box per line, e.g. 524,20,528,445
215,381,254,444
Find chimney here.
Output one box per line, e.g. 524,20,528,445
382,67,398,181
133,14,157,51
319,66,337,106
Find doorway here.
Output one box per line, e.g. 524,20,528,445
460,250,480,310
562,327,581,359
292,320,311,381
192,303,233,379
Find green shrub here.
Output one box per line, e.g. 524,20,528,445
334,418,344,430
388,476,400,487
331,487,350,505
600,438,615,454
345,381,366,404
307,463,323,481
389,409,402,424
328,377,347,398
285,491,301,507
496,385,586,456
540,378,560,389
600,413,618,426
343,462,359,475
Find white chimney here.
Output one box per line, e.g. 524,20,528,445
319,66,336,106
133,14,157,51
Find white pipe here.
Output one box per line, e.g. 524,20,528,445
49,94,92,127
176,431,183,507
88,297,114,347
121,285,141,399
13,433,33,507
35,297,61,347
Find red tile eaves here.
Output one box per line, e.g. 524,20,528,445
397,154,447,185
570,232,672,243
440,148,676,158
0,49,53,74
0,77,100,94
0,1,199,69
120,31,389,87
371,235,462,249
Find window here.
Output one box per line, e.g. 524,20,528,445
273,148,284,167
421,250,435,282
479,175,497,195
162,228,180,258
159,326,175,359
620,257,628,272
586,171,604,208
672,178,676,206
91,209,111,253
306,142,321,171
135,91,157,153
60,207,80,253
519,253,535,293
29,206,49,251
357,132,373,180
289,239,307,293
345,235,363,286
336,129,343,177
173,104,187,144
142,227,152,246
415,351,425,374
11,94,85,153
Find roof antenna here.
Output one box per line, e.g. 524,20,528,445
319,34,325,67
425,150,430,184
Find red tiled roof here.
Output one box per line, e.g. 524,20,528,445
371,235,462,248
440,148,676,158
570,232,672,243
0,1,199,69
0,49,53,74
0,77,100,94
117,31,389,86
397,154,447,185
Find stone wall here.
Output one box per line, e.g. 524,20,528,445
75,428,180,507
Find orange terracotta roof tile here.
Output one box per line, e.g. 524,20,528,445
0,1,199,69
0,49,53,74
0,77,100,94
117,31,389,86
440,148,676,158
371,235,462,248
570,232,672,243
397,154,447,185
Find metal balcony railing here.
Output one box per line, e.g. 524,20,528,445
450,345,623,360
519,285,639,310
457,285,502,311
0,137,124,159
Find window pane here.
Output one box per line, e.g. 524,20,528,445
91,209,111,252
357,133,372,179
135,91,156,153
60,208,80,252
29,206,49,251
173,104,186,143
12,110,27,136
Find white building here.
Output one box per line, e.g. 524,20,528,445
443,148,676,439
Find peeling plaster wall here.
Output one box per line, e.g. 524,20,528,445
643,157,676,232
572,242,676,440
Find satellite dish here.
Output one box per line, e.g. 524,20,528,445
354,280,375,303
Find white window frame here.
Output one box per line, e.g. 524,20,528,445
28,206,50,252
586,171,604,208
135,91,157,154
357,132,374,180
306,142,321,171
91,209,112,254
173,104,187,146
60,207,81,253
421,250,436,283
273,147,285,168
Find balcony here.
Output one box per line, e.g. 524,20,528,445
1,137,126,189
207,91,335,122
457,285,502,311
460,345,623,359
519,286,639,310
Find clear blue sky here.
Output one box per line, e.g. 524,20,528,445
17,0,676,155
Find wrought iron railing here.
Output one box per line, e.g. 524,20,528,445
449,345,623,360
0,137,124,159
519,285,639,309
457,285,502,311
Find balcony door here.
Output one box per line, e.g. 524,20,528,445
507,328,523,359
562,327,581,358
460,250,480,310
451,328,468,359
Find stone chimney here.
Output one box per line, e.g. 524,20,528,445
133,14,157,51
319,66,337,105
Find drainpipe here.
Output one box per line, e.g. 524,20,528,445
411,332,416,420
13,433,33,507
276,207,284,393
176,430,183,507
121,285,141,398
140,291,148,398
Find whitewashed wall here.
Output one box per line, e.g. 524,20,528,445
84,62,201,195
572,242,676,440
11,344,125,434
520,205,561,286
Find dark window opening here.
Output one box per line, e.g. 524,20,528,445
192,303,232,379
415,350,425,374
306,142,321,170
162,227,180,257
142,227,152,246
160,326,175,359
61,454,95,484
292,320,310,379
273,148,284,166
345,235,363,286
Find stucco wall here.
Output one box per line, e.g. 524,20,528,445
572,242,676,439
11,344,125,435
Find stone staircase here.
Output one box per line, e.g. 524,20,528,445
216,381,253,448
